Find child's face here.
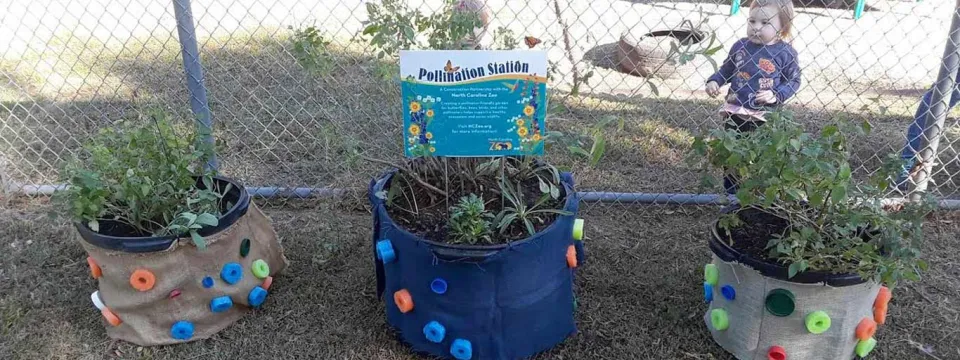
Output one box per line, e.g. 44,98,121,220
747,5,782,45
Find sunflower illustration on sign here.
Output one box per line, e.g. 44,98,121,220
406,95,440,156
506,76,545,152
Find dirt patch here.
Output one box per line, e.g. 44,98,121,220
720,207,790,261
384,157,565,244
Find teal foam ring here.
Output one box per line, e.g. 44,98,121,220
220,262,243,285
376,239,396,264
210,295,233,313
450,339,473,360
170,320,194,340
248,286,268,307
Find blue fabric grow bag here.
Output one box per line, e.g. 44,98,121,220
369,169,584,360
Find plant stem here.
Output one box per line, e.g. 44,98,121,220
359,154,448,196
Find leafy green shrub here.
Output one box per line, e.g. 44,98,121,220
546,115,624,166
290,25,334,76
361,0,490,71
448,194,494,245
56,110,228,249
690,110,935,286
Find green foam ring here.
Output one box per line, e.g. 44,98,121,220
856,337,877,357
704,264,719,287
765,288,796,317
252,259,270,279
710,308,729,331
805,310,832,334
572,218,584,241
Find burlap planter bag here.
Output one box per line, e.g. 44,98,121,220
702,208,892,360
76,176,288,346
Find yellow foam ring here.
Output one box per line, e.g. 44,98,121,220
805,311,832,334
704,264,719,287
572,218,585,240
856,337,877,357
710,308,729,331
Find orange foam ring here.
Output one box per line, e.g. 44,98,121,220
87,256,102,279
856,318,877,340
129,269,156,291
262,276,274,291
874,286,892,309
101,308,122,326
394,289,414,313
874,304,888,325
566,245,577,268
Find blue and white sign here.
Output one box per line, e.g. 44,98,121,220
399,50,548,157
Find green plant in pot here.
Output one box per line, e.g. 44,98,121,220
689,109,935,360
55,110,287,346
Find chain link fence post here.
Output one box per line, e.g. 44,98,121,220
173,0,217,171
911,0,960,201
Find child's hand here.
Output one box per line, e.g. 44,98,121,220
706,81,720,97
756,90,777,104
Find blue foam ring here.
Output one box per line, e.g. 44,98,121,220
721,284,736,301
170,320,195,340
248,286,268,307
202,276,215,288
376,239,396,264
220,262,243,285
450,338,473,360
210,295,233,313
423,321,446,343
430,278,448,294
704,282,714,303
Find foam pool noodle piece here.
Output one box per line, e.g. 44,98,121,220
220,262,243,285
704,282,714,303
704,264,719,286
721,285,736,301
170,321,194,340
248,286,268,307
376,239,396,264
451,339,473,360
423,321,446,343
202,276,214,288
91,291,105,310
767,345,786,360
129,269,156,291
431,278,448,294
572,218,584,240
765,288,796,317
805,310,832,334
251,259,270,279
856,337,877,357
711,308,729,330
856,318,877,340
240,238,251,258
210,296,233,313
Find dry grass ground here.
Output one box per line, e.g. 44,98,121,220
0,198,958,359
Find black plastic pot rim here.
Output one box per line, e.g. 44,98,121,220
74,175,250,253
373,168,578,252
709,205,867,287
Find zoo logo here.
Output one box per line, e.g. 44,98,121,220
489,141,513,150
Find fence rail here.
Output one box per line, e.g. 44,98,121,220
2,0,960,209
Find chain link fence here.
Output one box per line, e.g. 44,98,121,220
2,0,959,209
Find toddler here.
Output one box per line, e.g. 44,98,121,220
705,0,802,194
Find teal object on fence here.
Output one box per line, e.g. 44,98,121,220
855,0,866,19
730,0,740,15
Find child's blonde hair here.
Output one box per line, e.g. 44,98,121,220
750,0,795,40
